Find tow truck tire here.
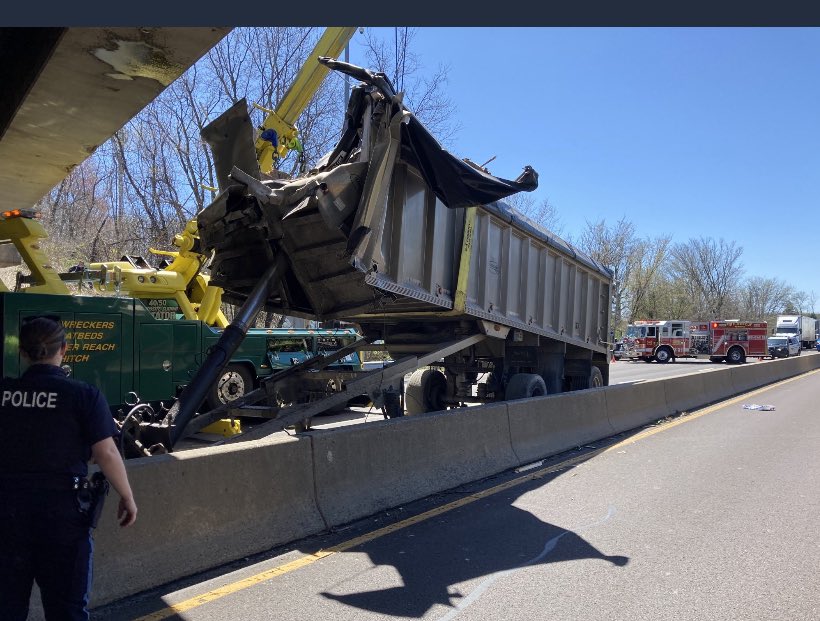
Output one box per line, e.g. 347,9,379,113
405,368,448,415
655,347,673,364
726,347,745,365
206,364,253,410
505,373,548,400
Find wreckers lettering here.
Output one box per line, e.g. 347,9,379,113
62,320,115,329
63,320,119,364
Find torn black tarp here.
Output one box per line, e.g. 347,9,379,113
399,116,538,209
317,56,538,209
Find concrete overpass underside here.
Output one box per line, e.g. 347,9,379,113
0,27,231,213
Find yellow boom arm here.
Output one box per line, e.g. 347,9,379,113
254,26,356,174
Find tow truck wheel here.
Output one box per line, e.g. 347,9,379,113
206,364,253,410
405,368,448,415
726,347,745,365
505,373,548,400
655,347,673,364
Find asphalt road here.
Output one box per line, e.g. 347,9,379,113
95,368,820,620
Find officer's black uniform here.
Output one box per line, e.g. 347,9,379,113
0,363,116,621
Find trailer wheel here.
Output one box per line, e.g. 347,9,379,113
589,366,604,388
405,368,448,415
505,373,547,400
567,366,604,391
726,347,745,364
207,364,253,410
654,347,673,364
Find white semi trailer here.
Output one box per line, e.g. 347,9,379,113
775,315,816,349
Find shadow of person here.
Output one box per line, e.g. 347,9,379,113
319,478,629,618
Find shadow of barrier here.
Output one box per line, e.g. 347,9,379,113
77,355,820,611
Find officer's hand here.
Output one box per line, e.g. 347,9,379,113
118,497,138,527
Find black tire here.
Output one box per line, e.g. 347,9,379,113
655,347,672,364
727,347,745,364
568,366,605,391
405,368,448,415
206,364,253,410
589,366,604,388
505,373,548,400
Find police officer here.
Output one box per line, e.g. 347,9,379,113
0,315,138,620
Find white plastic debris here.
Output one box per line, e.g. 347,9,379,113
742,404,776,411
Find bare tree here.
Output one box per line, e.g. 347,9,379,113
361,27,460,145
504,194,564,236
789,289,810,315
639,275,697,321
578,217,637,329
668,237,744,319
625,234,672,321
739,276,794,320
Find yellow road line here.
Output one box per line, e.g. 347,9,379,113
133,368,818,620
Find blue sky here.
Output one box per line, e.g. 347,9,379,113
347,28,820,300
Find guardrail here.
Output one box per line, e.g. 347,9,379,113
79,354,819,610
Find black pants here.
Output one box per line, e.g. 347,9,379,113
0,489,93,621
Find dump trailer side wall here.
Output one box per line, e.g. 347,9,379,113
350,163,611,355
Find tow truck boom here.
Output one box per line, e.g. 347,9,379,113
254,27,357,174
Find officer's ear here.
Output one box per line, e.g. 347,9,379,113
60,341,68,356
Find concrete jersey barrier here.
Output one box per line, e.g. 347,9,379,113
604,379,674,434
311,402,517,526
90,434,324,607
507,389,613,463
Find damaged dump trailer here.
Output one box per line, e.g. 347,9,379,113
143,59,612,450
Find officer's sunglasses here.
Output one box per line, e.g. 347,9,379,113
21,314,62,325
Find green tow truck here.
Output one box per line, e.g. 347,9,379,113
0,210,363,422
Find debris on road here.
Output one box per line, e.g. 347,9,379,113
742,404,776,411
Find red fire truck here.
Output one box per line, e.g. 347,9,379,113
622,319,768,364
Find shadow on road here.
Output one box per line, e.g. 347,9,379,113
316,473,629,618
